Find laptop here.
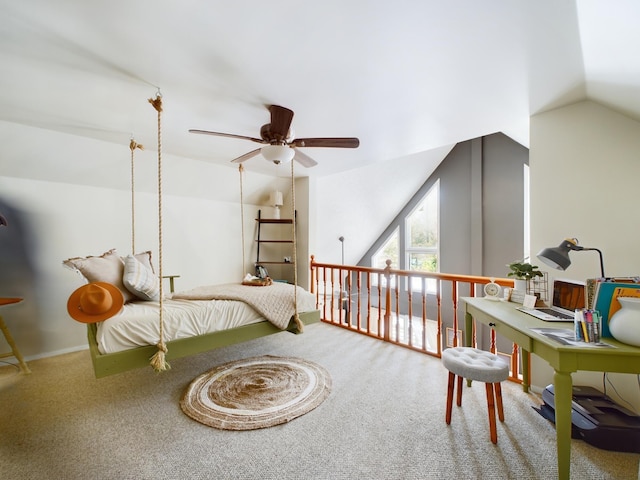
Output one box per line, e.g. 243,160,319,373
517,278,586,322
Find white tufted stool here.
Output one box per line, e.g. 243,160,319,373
442,346,509,444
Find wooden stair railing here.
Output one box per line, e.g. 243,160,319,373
309,256,526,384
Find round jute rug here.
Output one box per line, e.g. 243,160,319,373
180,355,331,430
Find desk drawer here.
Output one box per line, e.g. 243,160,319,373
488,320,533,351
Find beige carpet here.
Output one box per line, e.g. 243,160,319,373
1,322,638,480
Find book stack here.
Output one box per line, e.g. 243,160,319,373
574,309,601,343
588,277,640,337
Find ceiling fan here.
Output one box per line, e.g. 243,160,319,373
189,105,359,167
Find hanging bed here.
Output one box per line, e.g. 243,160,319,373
64,93,320,378
87,313,319,378
86,288,319,378
64,248,319,378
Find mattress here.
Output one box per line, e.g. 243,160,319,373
96,298,266,354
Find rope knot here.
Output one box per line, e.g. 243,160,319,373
148,95,163,112
129,139,144,151
150,341,170,372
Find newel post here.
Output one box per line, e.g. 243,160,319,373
383,259,392,341
310,255,316,294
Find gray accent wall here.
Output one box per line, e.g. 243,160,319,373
358,132,529,278
356,133,528,351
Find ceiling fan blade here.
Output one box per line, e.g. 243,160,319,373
293,148,318,168
268,105,294,140
230,148,262,164
189,129,265,144
291,137,360,148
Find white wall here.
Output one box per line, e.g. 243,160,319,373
0,123,292,359
0,176,278,358
530,100,640,412
313,144,454,266
0,127,450,360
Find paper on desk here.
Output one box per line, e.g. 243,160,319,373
530,327,615,348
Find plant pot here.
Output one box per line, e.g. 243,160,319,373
513,279,527,292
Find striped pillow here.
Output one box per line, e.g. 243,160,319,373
122,254,160,301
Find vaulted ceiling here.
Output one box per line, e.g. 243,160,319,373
1,1,639,181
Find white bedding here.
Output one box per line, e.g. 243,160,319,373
96,286,317,354
172,282,316,329
97,299,266,354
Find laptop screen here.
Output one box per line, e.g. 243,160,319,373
552,279,586,312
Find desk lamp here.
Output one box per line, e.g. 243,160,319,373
537,237,605,278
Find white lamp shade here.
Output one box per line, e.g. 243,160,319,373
261,144,295,164
270,191,284,207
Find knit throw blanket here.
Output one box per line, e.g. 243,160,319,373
172,282,314,330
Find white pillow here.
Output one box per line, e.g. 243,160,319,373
63,248,136,303
122,254,160,301
132,250,155,273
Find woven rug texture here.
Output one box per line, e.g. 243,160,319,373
180,355,331,430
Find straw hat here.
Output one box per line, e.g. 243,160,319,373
67,282,124,323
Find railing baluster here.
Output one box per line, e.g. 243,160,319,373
436,280,442,355
452,282,459,347
356,271,362,331
377,272,383,337
469,282,477,348
511,343,519,380
383,261,391,341
394,275,400,343
406,283,412,347
308,257,520,384
366,272,372,335
337,268,342,325
422,278,427,351
322,267,328,322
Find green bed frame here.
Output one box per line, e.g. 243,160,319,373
87,310,320,378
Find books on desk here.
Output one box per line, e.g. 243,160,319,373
589,277,640,338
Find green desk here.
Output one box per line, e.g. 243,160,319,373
463,297,640,480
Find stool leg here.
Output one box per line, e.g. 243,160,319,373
456,375,463,406
0,315,31,374
446,372,455,424
495,382,505,422
485,383,498,444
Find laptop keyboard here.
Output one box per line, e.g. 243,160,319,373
537,308,573,320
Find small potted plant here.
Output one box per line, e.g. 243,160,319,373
507,260,543,291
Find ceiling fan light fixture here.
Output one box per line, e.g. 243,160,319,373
261,144,294,164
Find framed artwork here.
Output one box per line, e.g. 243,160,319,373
446,327,463,347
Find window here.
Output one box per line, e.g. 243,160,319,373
370,181,439,292
372,227,399,270
406,181,439,291
371,227,399,288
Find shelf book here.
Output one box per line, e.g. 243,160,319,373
592,278,640,338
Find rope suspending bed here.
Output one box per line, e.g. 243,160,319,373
80,92,318,378
146,92,169,372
